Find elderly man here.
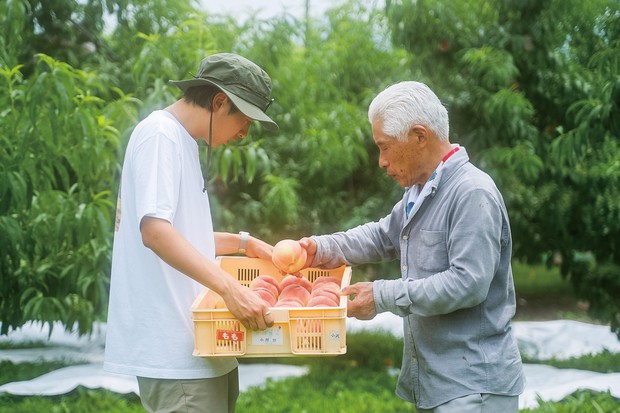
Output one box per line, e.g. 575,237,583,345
300,81,525,412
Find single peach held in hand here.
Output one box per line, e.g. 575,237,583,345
272,239,307,274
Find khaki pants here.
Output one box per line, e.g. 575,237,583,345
137,368,239,413
417,393,519,413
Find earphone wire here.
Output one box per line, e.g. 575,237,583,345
203,110,213,193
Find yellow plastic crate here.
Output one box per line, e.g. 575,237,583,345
191,256,351,357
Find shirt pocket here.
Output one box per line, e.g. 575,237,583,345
415,230,448,273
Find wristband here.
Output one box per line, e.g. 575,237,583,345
238,231,249,254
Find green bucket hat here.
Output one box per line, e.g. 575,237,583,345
169,53,278,131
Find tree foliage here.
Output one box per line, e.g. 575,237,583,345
0,0,196,334
0,53,139,334
210,3,414,237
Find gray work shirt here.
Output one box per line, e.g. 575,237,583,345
312,146,525,409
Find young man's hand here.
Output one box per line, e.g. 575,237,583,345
222,282,274,331
245,236,273,260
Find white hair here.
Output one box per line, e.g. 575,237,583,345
368,81,449,142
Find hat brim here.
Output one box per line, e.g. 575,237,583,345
169,78,279,132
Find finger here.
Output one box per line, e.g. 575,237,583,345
340,285,357,296
254,308,274,330
246,312,261,331
264,311,274,328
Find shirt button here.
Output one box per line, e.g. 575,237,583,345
402,265,407,271
402,235,409,240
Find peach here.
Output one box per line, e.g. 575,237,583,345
274,299,303,308
253,287,278,307
250,278,279,299
312,276,341,288
311,288,340,305
312,280,340,291
312,280,341,301
312,280,340,292
272,239,307,274
308,295,338,307
251,274,281,293
280,275,312,294
280,283,311,298
279,284,310,306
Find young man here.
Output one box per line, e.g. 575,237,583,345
300,81,525,412
104,53,277,413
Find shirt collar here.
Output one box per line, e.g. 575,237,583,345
404,144,462,218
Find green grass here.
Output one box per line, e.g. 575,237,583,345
237,366,412,413
520,390,620,413
0,341,49,350
512,261,574,297
522,349,620,374
0,388,144,413
0,360,72,386
511,261,599,322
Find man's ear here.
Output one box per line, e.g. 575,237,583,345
212,92,228,111
409,124,428,145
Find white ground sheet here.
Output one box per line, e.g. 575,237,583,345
1,316,619,410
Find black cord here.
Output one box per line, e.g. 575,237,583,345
203,110,213,193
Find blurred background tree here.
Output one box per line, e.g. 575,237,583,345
0,0,618,336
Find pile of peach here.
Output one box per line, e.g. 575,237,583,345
249,274,341,308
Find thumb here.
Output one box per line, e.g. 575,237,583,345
299,237,317,256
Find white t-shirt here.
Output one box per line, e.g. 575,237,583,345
104,110,237,379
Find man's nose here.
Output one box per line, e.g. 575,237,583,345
238,123,252,138
237,131,247,140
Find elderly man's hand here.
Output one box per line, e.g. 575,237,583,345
340,282,377,320
298,237,317,269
